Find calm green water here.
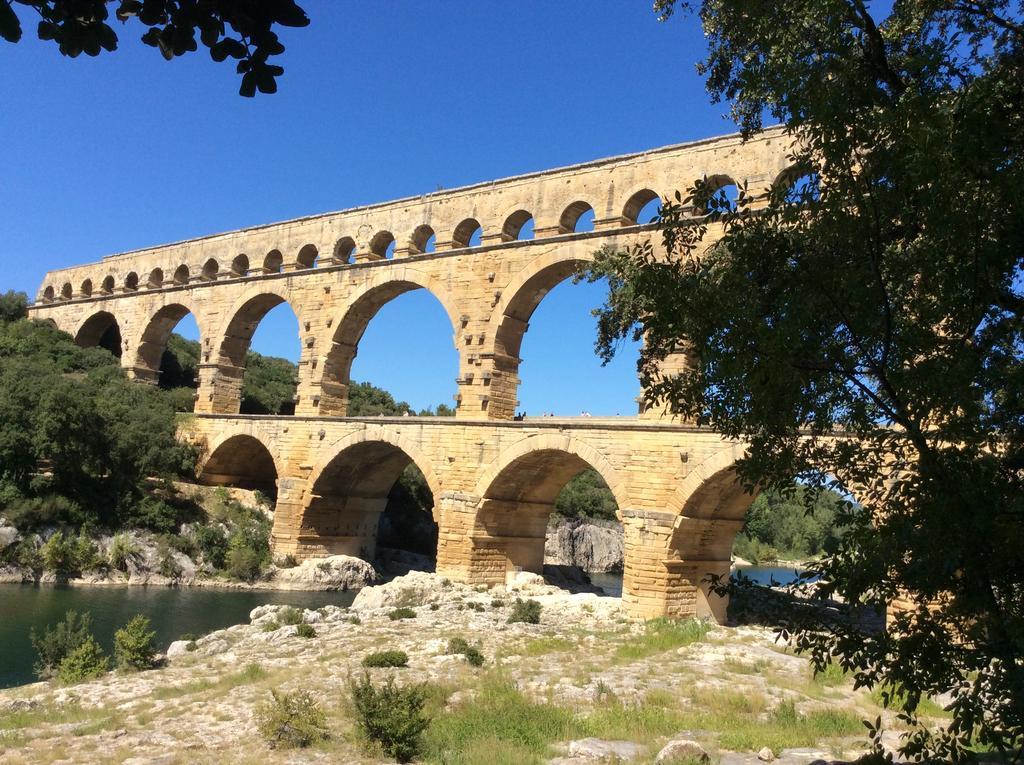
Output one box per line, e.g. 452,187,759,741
0,584,357,689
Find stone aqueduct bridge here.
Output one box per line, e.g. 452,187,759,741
30,128,795,621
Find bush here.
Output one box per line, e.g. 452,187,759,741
107,533,140,572
225,538,265,581
446,637,470,655
507,598,542,625
296,623,316,639
278,606,302,625
388,607,416,621
362,650,409,668
349,673,430,763
114,614,157,671
194,524,228,569
445,637,484,667
262,620,281,632
41,531,98,576
255,689,329,749
57,635,109,683
15,537,42,570
30,609,93,679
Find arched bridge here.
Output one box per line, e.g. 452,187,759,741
29,128,796,621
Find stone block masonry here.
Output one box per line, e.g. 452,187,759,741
28,128,799,619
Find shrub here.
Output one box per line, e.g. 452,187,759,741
507,598,542,625
194,525,228,569
157,547,181,579
15,537,42,571
107,533,140,572
41,531,98,576
30,609,93,679
388,607,416,621
278,606,302,625
114,615,157,671
349,673,430,763
362,650,409,668
57,635,109,683
262,620,281,632
446,637,471,655
445,637,484,667
348,614,362,625
255,689,329,749
296,623,316,639
225,539,264,581
277,554,298,568
491,598,504,608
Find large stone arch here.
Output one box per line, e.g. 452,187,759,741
462,432,627,583
75,310,123,358
285,425,444,561
197,431,280,497
483,244,599,419
203,287,305,414
661,443,759,622
311,269,464,416
131,300,204,384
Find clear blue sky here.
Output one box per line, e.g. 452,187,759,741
0,2,735,416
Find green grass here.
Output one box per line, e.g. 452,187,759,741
869,683,951,718
614,618,711,661
423,675,581,765
521,636,573,656
0,701,101,732
152,662,268,700
723,657,772,675
811,661,849,687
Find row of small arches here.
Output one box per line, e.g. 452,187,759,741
41,169,815,303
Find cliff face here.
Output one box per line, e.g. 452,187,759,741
544,518,624,573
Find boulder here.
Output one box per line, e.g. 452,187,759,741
0,523,19,552
271,555,378,591
165,640,193,659
351,570,442,611
568,738,645,761
656,738,710,764
545,519,623,573
758,746,775,762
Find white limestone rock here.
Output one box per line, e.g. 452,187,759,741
656,738,710,764
351,570,444,611
545,519,624,573
165,640,193,659
568,738,645,761
270,555,378,591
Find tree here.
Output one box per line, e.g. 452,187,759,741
0,302,197,530
586,2,1024,760
0,0,309,96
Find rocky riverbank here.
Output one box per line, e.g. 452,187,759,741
0,571,947,765
0,513,624,592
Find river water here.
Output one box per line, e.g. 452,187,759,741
0,564,804,689
0,585,357,689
